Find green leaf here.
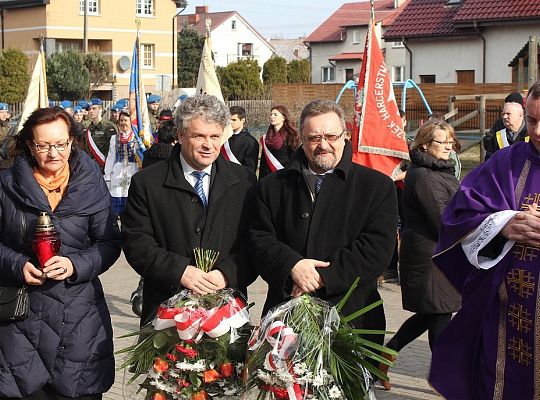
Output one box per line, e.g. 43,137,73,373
153,332,169,349
342,299,383,323
335,277,360,312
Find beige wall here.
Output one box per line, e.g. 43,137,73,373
2,0,177,98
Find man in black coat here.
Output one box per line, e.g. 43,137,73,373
227,105,259,173
122,95,257,326
250,99,398,341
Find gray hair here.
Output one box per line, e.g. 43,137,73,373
299,99,346,133
174,94,230,133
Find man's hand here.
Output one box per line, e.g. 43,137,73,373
206,269,228,290
502,203,540,247
290,258,329,294
22,261,45,285
180,265,220,295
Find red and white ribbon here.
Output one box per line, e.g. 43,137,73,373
86,129,106,167
153,306,183,330
201,297,249,338
220,140,241,164
260,135,284,172
261,321,301,400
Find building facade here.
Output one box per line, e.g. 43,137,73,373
0,0,178,99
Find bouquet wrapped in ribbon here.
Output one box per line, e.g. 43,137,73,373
118,249,252,400
243,278,395,400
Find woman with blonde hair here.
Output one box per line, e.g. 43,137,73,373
379,120,462,390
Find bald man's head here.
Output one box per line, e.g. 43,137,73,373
502,102,524,132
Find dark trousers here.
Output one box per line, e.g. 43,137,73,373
386,312,452,351
0,385,102,400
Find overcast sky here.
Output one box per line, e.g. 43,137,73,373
183,0,351,39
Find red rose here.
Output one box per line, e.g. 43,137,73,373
203,369,221,383
153,357,169,373
220,362,234,378
191,390,208,400
175,344,198,358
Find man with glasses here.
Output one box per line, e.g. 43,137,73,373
121,94,257,326
250,99,398,339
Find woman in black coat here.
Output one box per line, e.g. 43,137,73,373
0,107,121,399
258,105,301,178
380,120,461,390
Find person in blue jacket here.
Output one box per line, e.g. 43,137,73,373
0,107,121,399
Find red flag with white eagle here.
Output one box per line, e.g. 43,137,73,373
352,9,409,178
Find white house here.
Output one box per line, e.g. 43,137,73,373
383,0,540,84
304,0,409,84
178,6,274,70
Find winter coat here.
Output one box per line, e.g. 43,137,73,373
0,148,121,398
121,144,257,326
141,142,173,169
250,141,398,340
399,149,461,314
228,128,259,174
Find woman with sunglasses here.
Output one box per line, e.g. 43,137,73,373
379,120,462,390
0,107,121,399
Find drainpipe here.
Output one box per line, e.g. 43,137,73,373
473,21,486,83
402,37,412,79
1,9,4,50
305,42,312,83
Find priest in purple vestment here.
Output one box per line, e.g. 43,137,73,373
429,80,540,400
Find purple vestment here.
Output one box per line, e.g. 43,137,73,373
429,141,540,399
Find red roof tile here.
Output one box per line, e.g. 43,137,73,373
304,0,409,43
453,0,540,23
178,11,235,36
384,0,540,40
384,0,462,39
329,52,364,61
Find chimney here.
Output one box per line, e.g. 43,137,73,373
188,14,200,25
195,6,208,15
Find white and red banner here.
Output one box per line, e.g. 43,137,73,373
352,17,409,178
220,140,241,164
260,135,284,172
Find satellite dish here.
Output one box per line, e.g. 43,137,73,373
117,56,131,72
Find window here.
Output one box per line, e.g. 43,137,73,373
392,40,404,48
231,20,237,30
237,43,252,59
392,65,405,82
55,40,82,53
80,0,99,15
420,74,436,83
141,43,154,68
136,0,153,16
345,69,354,82
352,30,360,44
322,67,335,83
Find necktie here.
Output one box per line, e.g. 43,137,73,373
315,174,325,195
191,171,207,207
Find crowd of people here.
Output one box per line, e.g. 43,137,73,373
0,80,539,400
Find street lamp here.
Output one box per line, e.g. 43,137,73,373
172,0,188,89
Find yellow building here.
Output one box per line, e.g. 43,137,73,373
0,0,182,99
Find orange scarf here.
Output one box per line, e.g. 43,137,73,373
33,165,70,211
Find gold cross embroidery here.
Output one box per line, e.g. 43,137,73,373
507,269,536,299
508,303,533,333
508,336,533,366
513,244,540,261
520,193,540,211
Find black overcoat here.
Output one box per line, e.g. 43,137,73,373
122,144,257,326
0,149,120,397
250,142,398,337
399,149,461,313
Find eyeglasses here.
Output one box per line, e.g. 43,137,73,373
431,139,455,147
303,131,345,144
32,140,71,153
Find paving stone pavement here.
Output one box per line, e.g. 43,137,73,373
101,253,442,400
